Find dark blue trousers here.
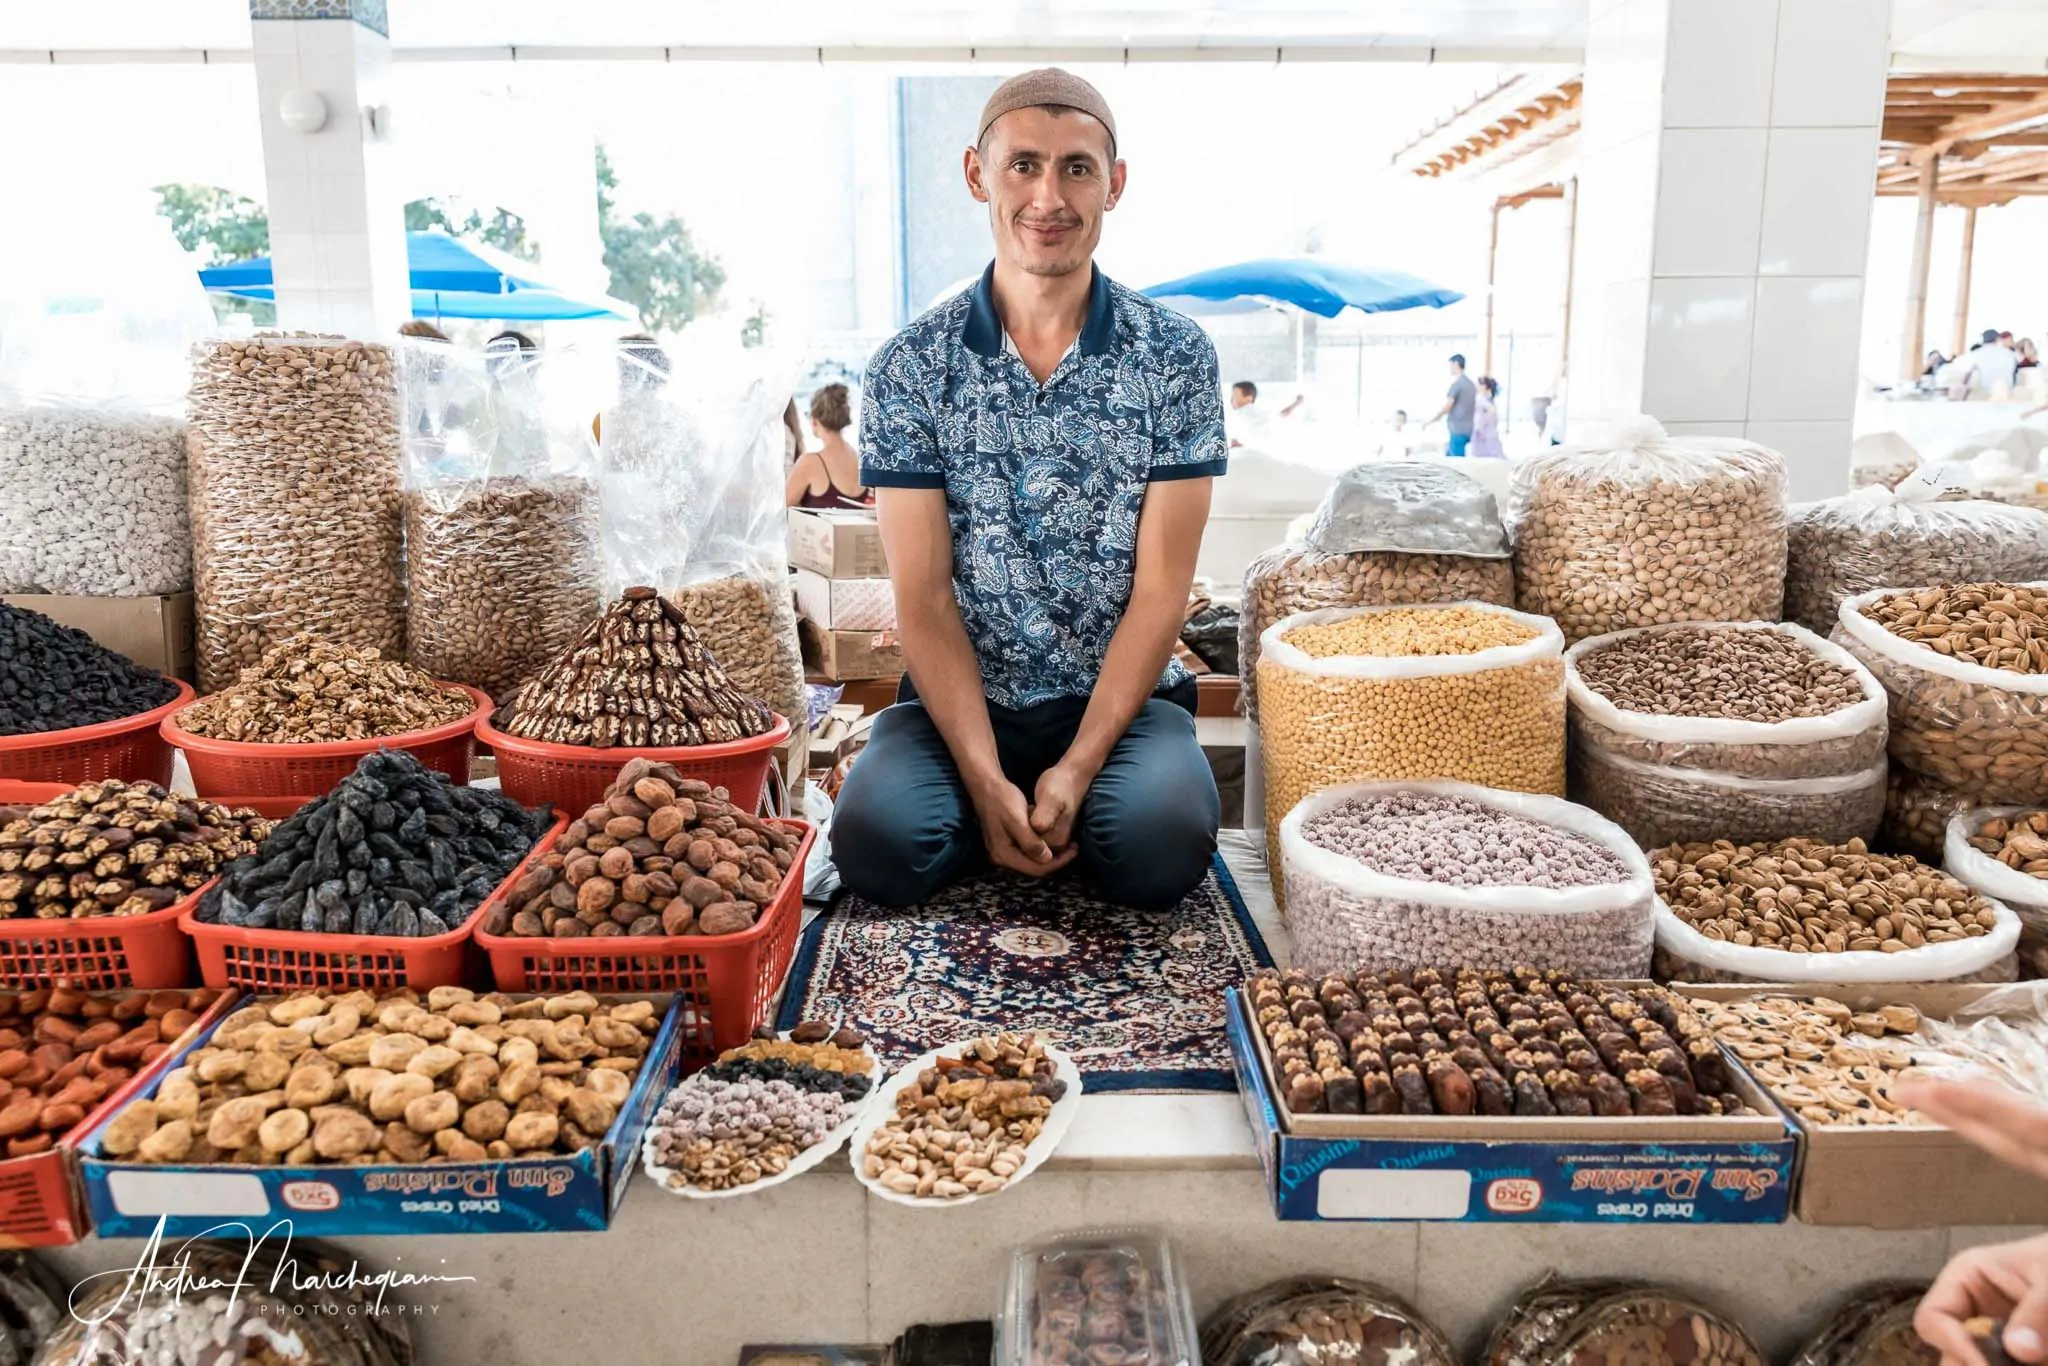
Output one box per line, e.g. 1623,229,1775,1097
832,680,1220,911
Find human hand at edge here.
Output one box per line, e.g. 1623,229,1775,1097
1916,1232,2048,1366
1896,1077,2048,1187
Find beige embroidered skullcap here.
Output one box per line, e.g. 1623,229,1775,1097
976,67,1118,157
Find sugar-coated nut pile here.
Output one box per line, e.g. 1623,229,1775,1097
1968,811,2048,878
1862,582,2048,674
173,635,474,743
0,602,180,736
0,409,190,597
645,1024,875,1193
404,477,604,703
103,988,657,1166
1238,545,1515,722
195,750,544,938
1289,791,1649,978
1785,496,2048,635
668,576,807,765
1250,967,1747,1118
1257,607,1565,899
1576,627,1865,724
497,758,800,939
0,987,218,1157
0,783,270,920
860,1034,1066,1200
186,334,404,693
504,587,776,748
1688,994,1926,1128
1653,836,2000,953
1511,445,1788,644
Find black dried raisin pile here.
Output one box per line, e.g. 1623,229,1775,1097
0,603,180,736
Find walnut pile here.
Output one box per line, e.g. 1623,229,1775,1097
0,783,270,920
501,586,777,748
100,987,659,1166
173,634,475,743
492,758,802,938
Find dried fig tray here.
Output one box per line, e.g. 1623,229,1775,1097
849,1035,1082,1209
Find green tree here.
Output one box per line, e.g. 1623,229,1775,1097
741,302,770,348
404,198,539,261
152,184,274,324
595,144,725,333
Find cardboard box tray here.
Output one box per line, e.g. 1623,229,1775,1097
1679,981,2048,1228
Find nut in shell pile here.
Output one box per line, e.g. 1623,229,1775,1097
173,635,475,743
494,758,802,939
644,1021,875,1193
503,587,776,748
0,782,270,920
860,1034,1067,1201
0,987,220,1157
0,408,190,597
1969,811,2048,876
100,987,659,1166
1688,994,1927,1128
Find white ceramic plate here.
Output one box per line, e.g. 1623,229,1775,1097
641,1044,884,1201
847,1037,1083,1209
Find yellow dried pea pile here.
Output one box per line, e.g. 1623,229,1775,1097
99,986,658,1166
1257,606,1565,901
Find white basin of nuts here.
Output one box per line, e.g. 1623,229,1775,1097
849,1035,1082,1208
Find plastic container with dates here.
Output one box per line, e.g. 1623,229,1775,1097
997,1229,1197,1366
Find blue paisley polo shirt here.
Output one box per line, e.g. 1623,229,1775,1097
859,263,1228,710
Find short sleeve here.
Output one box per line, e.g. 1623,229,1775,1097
859,336,947,489
1150,329,1228,482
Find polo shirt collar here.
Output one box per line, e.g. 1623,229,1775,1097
961,261,1116,360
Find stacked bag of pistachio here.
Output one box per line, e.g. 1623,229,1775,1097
1255,601,1565,903
1509,417,1789,644
1565,622,1888,849
398,340,603,702
1240,462,1514,730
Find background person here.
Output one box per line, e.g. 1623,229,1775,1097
1469,376,1505,458
786,382,870,508
1424,353,1477,455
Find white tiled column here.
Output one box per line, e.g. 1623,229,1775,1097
1567,0,1890,500
250,0,408,336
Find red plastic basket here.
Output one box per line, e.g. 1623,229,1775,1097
164,683,492,799
475,819,815,1060
476,711,792,816
0,681,194,788
178,798,563,992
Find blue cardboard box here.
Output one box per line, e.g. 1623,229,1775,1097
78,994,685,1238
1227,989,1797,1223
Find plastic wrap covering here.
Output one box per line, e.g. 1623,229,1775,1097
1833,585,2048,804
187,333,404,693
1652,893,2018,984
1884,767,1973,863
1255,603,1565,902
1508,417,1789,643
1571,744,1886,850
1785,479,2048,634
1483,1278,1637,1366
1281,782,1655,978
1203,1277,1456,1366
1534,1286,1763,1366
1789,1287,1933,1366
1567,623,1888,777
1240,462,1513,721
0,205,211,596
399,341,602,701
600,346,806,771
996,1229,1197,1366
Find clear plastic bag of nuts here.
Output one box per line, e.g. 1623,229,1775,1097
1508,417,1789,644
1240,462,1513,722
398,340,603,702
1884,767,1974,864
1944,806,2048,938
1832,584,2048,804
1785,479,2048,635
187,332,405,692
1281,780,1656,978
0,209,211,598
1202,1276,1457,1366
997,1228,1198,1366
1255,602,1566,902
1570,744,1887,850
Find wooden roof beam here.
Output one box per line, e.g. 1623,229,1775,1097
1940,90,2048,144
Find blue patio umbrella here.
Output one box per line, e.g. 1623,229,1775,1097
198,230,634,322
1143,258,1464,317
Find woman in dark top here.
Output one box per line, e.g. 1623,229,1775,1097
786,382,872,509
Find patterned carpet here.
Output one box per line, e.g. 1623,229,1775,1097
776,856,1273,1092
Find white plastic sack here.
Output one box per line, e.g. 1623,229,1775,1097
1566,622,1888,778
1653,892,2020,984
1281,780,1654,978
1570,745,1887,851
1945,807,2048,937
1832,584,2048,803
